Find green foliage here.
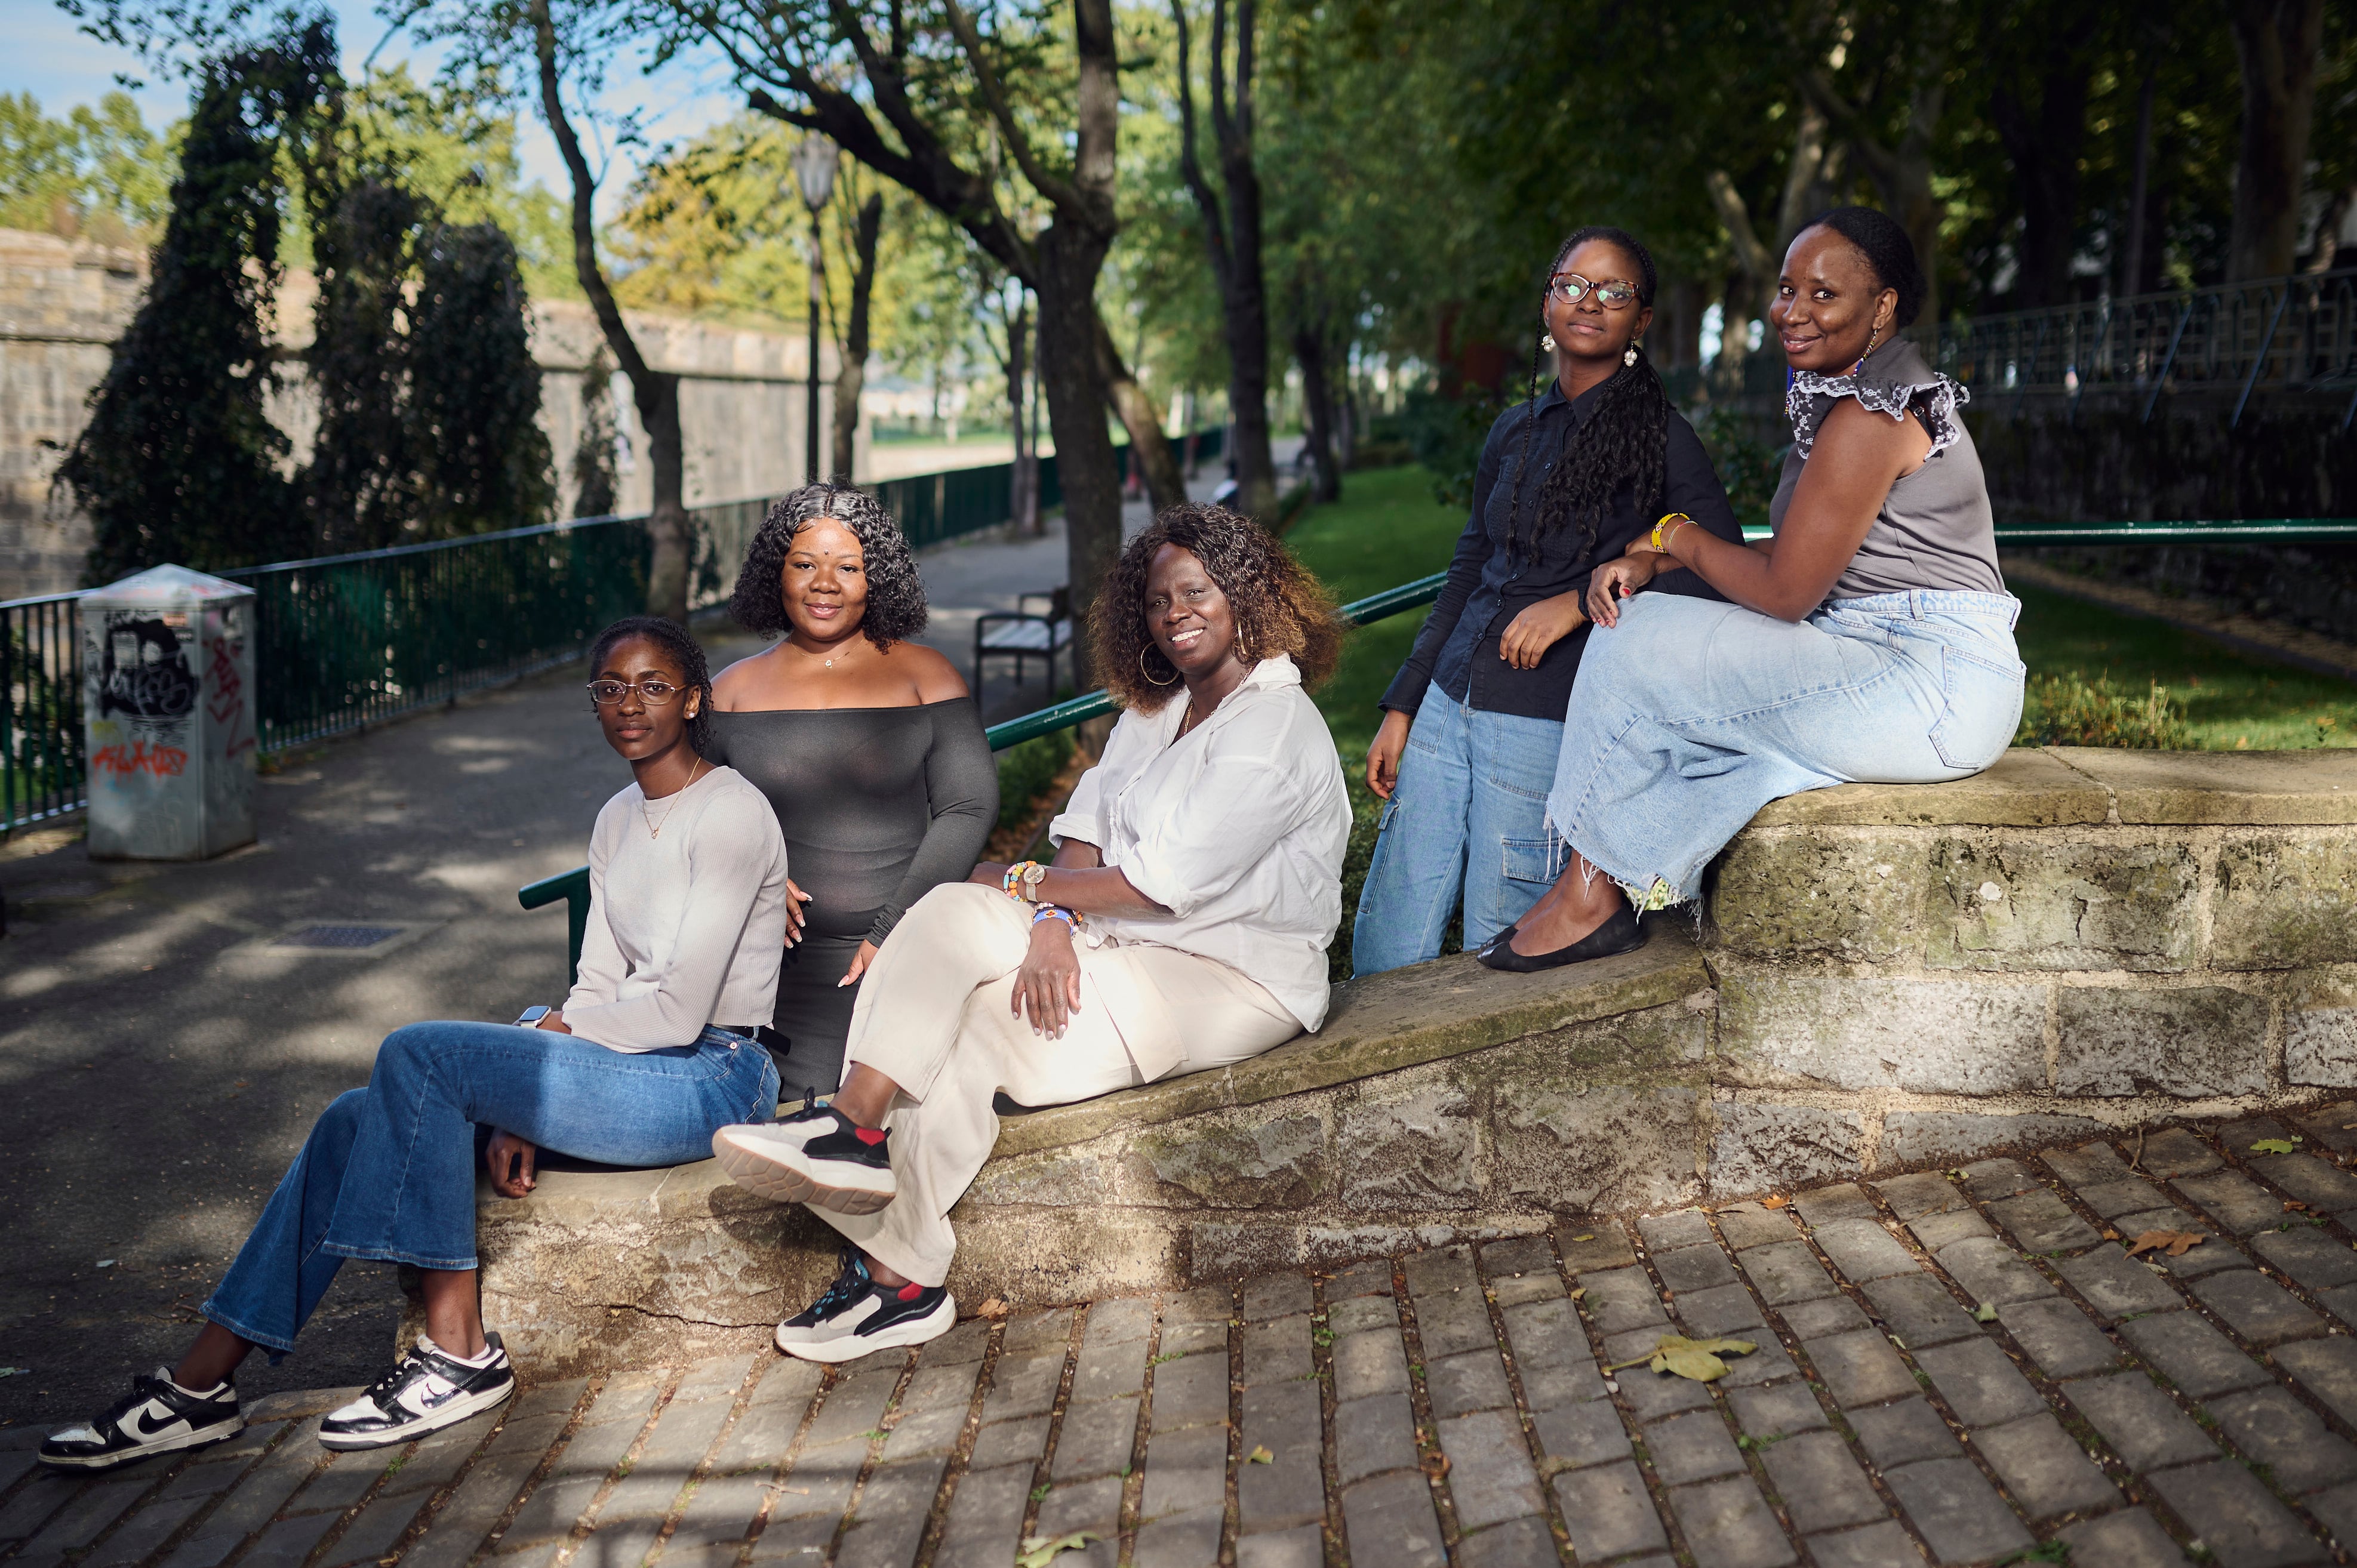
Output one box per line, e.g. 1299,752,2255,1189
2010,583,2357,751
995,730,1077,834
407,222,556,537
0,89,173,244
59,19,337,581
2014,671,2194,750
306,176,432,550
571,347,620,519
1694,409,1784,532
1398,390,1504,512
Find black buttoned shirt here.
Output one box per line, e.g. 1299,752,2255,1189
1380,378,1746,722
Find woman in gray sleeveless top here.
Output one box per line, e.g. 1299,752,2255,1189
1479,207,2024,972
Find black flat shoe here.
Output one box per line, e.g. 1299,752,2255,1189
1475,907,1648,972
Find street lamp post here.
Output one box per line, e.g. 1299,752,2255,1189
793,134,838,484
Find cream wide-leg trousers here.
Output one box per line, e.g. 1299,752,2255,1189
821,883,1301,1286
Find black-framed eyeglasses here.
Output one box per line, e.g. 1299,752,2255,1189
587,678,684,706
1549,272,1641,307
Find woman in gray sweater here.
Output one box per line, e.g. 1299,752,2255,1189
44,618,790,1471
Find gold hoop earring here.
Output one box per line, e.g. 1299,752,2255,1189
1140,644,1179,686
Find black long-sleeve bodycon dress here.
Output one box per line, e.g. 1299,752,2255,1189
705,699,998,1099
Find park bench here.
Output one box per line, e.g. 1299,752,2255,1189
972,587,1074,701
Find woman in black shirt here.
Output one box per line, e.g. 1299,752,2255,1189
1353,227,1743,974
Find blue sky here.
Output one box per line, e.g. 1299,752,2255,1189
0,0,747,216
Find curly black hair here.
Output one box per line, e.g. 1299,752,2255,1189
1804,206,1926,328
1094,503,1346,712
1504,225,1675,562
728,482,927,648
589,615,713,757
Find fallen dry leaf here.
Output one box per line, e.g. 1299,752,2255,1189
1606,1333,1759,1383
2101,1229,2121,1241
977,1297,1010,1319
1974,1303,1999,1323
1568,1287,1587,1302
1759,1195,1790,1210
1570,1233,1595,1243
2287,1200,2311,1212
1420,1452,1451,1479
2126,1230,2207,1258
2251,1138,2299,1154
1016,1533,1099,1568
1246,1445,1273,1464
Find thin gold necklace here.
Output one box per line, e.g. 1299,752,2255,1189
642,757,707,838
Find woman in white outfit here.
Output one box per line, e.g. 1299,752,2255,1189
710,503,1353,1360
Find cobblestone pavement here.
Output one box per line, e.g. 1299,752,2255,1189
22,1108,2357,1568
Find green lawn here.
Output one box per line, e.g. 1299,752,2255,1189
1282,464,2357,754
2011,581,2355,750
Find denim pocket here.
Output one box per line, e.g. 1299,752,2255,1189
1929,643,2027,770
1500,834,1559,887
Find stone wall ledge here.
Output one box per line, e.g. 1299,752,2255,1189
454,748,2357,1373
1752,746,2357,827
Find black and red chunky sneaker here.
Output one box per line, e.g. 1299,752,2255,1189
40,1370,243,1471
712,1105,898,1215
775,1249,955,1363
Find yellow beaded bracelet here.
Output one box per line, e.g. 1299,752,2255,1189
1650,512,1694,553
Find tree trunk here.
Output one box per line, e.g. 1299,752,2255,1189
2227,0,2326,281
2122,53,2160,295
641,380,690,623
1096,328,1186,510
831,192,883,480
1039,226,1123,683
1987,5,2101,309
534,0,689,624
1007,293,1036,531
1293,319,1340,504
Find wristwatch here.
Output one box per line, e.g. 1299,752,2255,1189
1018,862,1049,904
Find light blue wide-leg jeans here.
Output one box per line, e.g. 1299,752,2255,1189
1352,680,1567,975
1546,589,2025,904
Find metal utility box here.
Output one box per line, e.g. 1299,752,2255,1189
79,565,258,860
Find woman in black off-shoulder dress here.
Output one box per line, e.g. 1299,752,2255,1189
707,485,998,1099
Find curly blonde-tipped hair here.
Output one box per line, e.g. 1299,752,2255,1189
1093,503,1346,712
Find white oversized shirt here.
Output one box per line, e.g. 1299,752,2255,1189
562,765,792,1051
1048,655,1350,1035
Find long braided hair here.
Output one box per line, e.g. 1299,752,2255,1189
1503,226,1675,562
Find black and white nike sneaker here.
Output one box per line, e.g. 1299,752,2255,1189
776,1250,955,1363
318,1334,515,1451
712,1105,898,1215
40,1369,244,1471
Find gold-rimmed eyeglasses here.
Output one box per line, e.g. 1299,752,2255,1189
587,678,684,706
1549,273,1641,307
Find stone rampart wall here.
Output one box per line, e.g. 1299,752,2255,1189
458,748,2357,1375
0,228,842,599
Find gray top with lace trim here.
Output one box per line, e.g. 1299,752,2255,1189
1768,337,2005,601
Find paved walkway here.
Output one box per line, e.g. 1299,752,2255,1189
16,1112,2357,1568
0,444,1296,1428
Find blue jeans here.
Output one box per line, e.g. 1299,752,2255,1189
201,1022,777,1356
1548,589,2025,904
1352,681,1567,975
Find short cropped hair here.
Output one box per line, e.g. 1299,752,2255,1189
589,615,713,756
729,482,927,648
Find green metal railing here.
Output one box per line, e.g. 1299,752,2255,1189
0,590,84,833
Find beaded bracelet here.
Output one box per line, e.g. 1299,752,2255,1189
1002,860,1041,901
1031,904,1080,934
